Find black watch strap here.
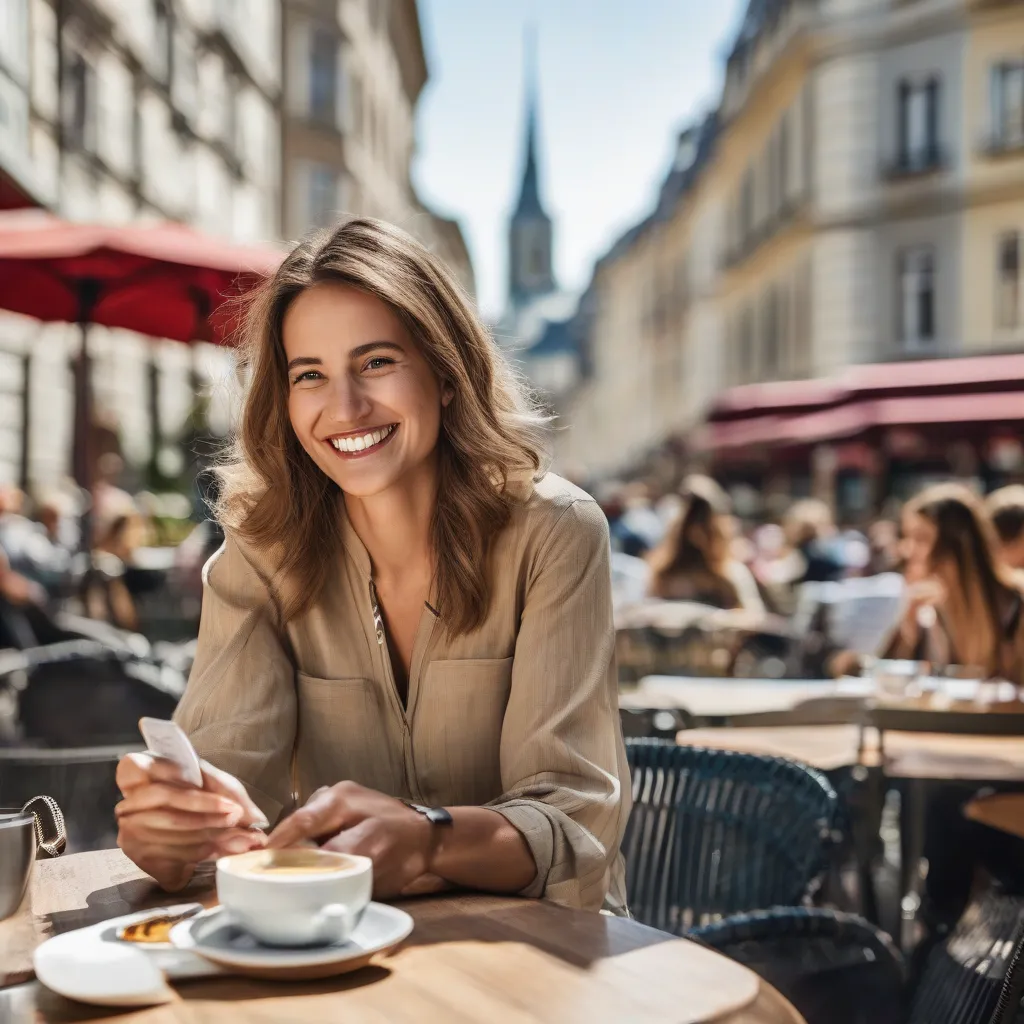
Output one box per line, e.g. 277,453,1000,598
402,800,453,825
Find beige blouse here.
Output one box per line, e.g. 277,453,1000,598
173,473,631,912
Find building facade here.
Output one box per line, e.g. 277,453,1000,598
0,0,474,495
556,0,1024,495
0,0,282,493
280,0,474,294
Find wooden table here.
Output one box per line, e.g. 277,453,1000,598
620,677,873,727
678,725,1024,782
0,850,805,1024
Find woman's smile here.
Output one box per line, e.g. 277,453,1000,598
325,424,399,459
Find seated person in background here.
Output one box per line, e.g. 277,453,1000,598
647,475,764,614
783,499,846,585
986,485,1024,573
885,483,1024,683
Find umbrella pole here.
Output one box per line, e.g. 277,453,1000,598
18,349,31,492
147,341,161,486
72,280,100,556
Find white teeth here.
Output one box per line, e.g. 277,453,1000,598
329,425,394,453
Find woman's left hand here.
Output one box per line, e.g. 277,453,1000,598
266,782,436,899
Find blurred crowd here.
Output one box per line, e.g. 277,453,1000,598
7,451,1024,692
0,457,221,650
600,473,1024,687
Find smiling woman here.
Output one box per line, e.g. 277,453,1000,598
112,218,631,914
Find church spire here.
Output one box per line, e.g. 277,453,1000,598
508,24,555,310
514,26,544,218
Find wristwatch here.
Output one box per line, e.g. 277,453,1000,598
401,800,453,826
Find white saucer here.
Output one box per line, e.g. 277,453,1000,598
169,903,414,980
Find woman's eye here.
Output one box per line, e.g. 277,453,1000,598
291,370,323,384
364,356,394,371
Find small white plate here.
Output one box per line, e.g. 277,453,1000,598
170,903,414,980
33,904,222,1007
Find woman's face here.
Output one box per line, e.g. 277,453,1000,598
283,283,448,499
899,511,937,582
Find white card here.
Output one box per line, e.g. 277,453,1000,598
138,717,204,788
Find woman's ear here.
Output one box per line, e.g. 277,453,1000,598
441,383,455,408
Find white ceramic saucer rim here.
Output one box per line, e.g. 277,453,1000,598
169,903,414,969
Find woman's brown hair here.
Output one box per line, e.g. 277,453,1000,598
647,475,738,606
904,483,1021,673
216,218,549,635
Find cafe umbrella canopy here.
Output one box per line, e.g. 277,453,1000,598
0,210,282,538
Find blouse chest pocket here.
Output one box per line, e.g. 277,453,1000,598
294,673,399,798
412,657,514,807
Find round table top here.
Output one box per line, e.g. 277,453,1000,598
678,724,1024,782
0,849,805,1024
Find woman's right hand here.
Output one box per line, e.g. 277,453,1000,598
115,752,269,892
906,577,946,613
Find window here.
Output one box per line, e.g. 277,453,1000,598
307,162,337,228
153,0,172,85
897,77,941,171
62,50,96,151
992,62,1024,151
309,28,337,126
349,69,363,137
739,305,754,383
763,289,780,376
998,232,1020,329
224,72,241,160
898,247,936,348
778,112,790,209
0,0,29,79
740,170,754,243
172,27,197,117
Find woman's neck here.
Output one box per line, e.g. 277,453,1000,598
343,461,437,585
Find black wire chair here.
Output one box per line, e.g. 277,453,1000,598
908,890,1024,1024
991,910,1024,1024
0,746,131,853
691,907,906,1024
623,740,841,933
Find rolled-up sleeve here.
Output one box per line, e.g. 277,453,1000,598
490,498,631,911
173,531,297,824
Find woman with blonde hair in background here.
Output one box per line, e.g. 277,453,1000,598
113,218,630,912
647,474,764,614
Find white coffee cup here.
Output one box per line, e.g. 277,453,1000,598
216,848,372,947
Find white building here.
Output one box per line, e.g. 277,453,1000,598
0,0,282,494
280,0,474,293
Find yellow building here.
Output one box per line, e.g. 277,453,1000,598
962,0,1024,352
557,0,1024,497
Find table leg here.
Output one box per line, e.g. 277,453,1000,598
852,766,883,926
899,778,928,955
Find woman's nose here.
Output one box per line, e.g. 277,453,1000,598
325,375,372,423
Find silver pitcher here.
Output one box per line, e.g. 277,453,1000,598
0,796,65,921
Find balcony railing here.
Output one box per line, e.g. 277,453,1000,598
883,145,947,180
981,132,1024,159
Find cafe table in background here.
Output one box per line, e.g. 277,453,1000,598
0,849,807,1024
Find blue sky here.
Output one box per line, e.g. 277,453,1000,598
413,0,747,319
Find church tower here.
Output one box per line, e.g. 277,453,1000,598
508,30,556,312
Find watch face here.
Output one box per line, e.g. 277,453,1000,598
424,807,453,825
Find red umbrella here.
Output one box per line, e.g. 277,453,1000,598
0,211,282,521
